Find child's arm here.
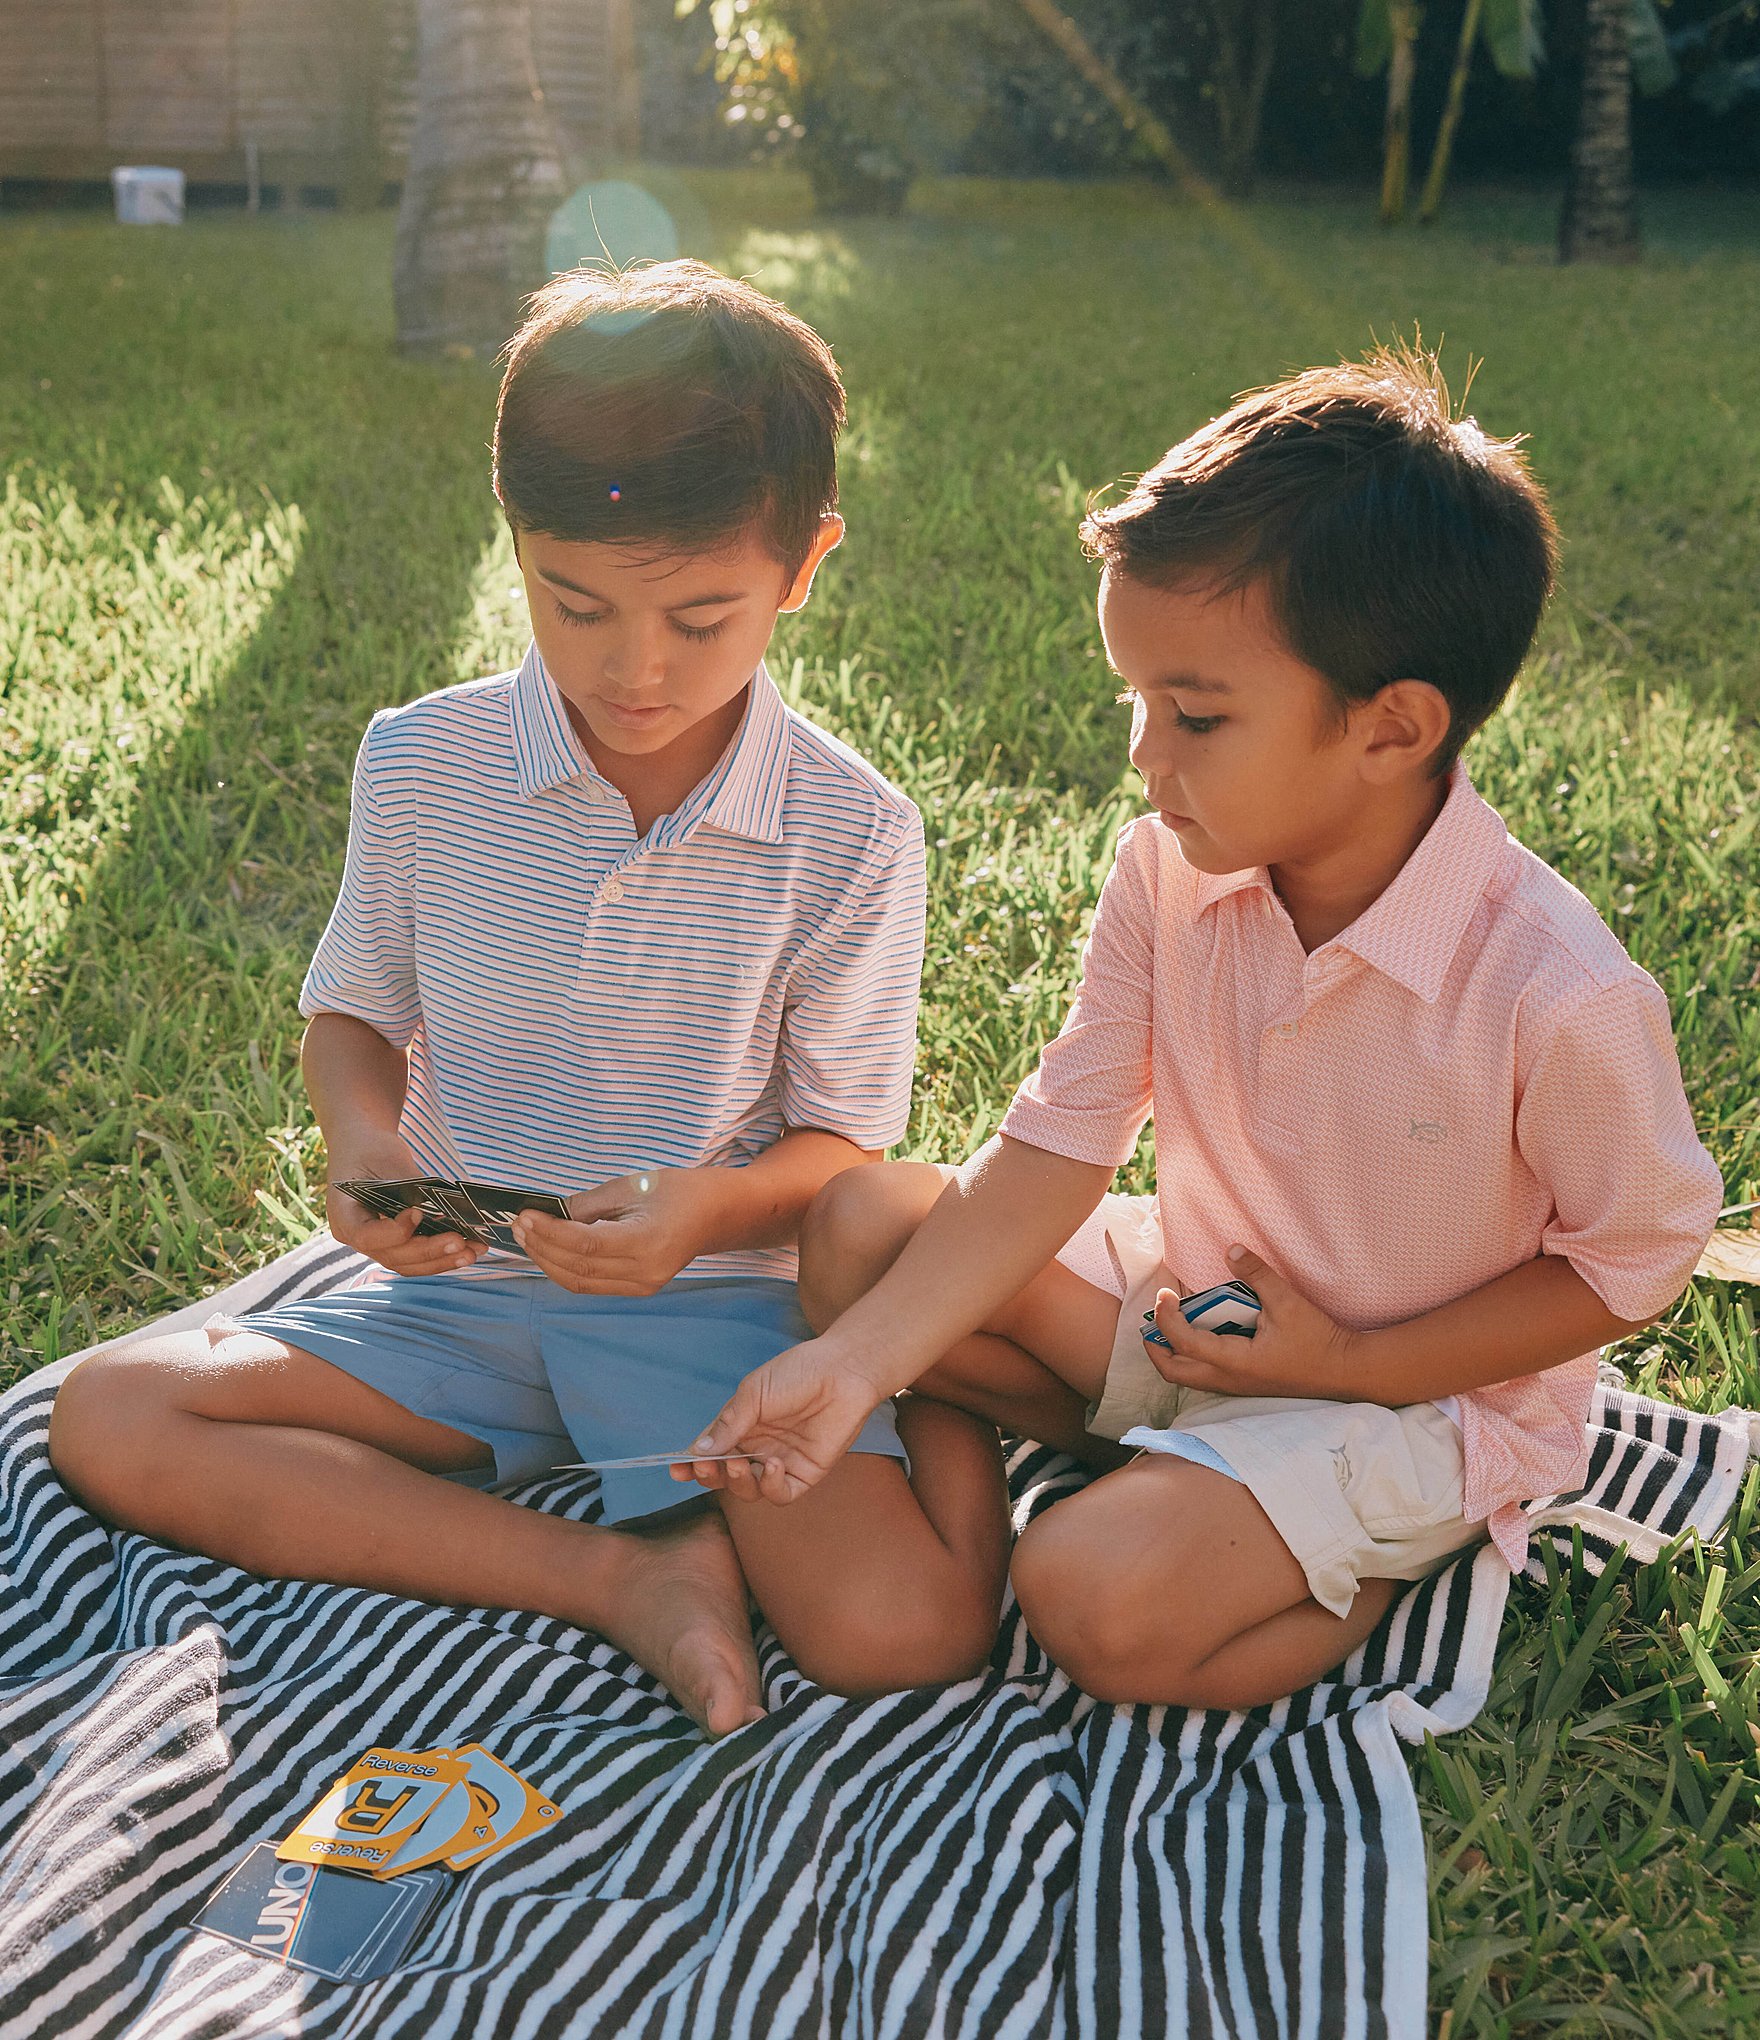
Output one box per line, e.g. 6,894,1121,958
303,1010,486,1276
1139,1244,1656,1406
1153,970,1722,1406
511,1128,884,1293
676,1133,1117,1498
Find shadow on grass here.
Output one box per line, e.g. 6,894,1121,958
2,215,502,1376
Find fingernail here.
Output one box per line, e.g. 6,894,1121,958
1227,1244,1246,1261
691,1435,713,1455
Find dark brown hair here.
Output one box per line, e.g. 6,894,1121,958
494,259,845,579
1081,345,1560,770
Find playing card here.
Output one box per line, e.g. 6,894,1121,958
453,1180,572,1252
194,1844,449,1981
556,1450,750,1472
336,1177,571,1253
439,1745,563,1871
277,1747,468,1873
1141,1279,1261,1349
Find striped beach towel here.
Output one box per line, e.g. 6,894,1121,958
1,1237,1751,2039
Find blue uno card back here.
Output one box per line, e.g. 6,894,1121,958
193,1843,448,1981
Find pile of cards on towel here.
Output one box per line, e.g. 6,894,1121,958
192,1744,560,1982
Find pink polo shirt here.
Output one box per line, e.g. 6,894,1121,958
1000,765,1722,1569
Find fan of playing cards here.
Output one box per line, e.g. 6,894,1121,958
277,1743,560,1878
338,1177,572,1255
191,1744,562,1983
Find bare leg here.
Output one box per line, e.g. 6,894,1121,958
722,1394,1010,1696
48,1328,767,1737
799,1162,1130,1471
1010,1454,1399,1710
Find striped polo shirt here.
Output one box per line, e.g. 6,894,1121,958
301,645,927,1282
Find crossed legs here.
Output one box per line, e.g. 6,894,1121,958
47,1320,1008,1736
800,1163,1398,1710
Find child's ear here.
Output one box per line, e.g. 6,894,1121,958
777,516,845,615
1357,679,1452,782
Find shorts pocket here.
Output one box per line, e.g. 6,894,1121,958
1330,1404,1465,1538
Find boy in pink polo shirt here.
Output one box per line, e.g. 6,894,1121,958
681,346,1723,1709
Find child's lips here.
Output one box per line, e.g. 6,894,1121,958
598,698,672,729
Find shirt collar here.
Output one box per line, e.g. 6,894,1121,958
506,644,791,844
508,642,590,799
697,663,791,844
1330,764,1508,1001
1192,763,1509,1003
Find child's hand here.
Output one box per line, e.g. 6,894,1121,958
668,1338,890,1504
511,1168,707,1295
1145,1246,1360,1400
326,1139,486,1278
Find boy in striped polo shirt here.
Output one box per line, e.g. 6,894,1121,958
684,349,1722,1709
50,263,1009,1738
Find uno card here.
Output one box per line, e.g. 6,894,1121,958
1141,1279,1261,1350
277,1747,468,1873
453,1181,572,1253
194,1843,448,1981
440,1745,563,1870
553,1449,748,1472
336,1177,571,1254
336,1178,462,1238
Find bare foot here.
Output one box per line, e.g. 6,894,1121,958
593,1511,765,1738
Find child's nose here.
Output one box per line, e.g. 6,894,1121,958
601,628,666,690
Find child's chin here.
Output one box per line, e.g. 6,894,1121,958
1157,818,1247,873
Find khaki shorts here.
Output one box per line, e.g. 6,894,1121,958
1084,1198,1484,1619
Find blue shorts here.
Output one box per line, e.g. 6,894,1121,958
228,1271,907,1525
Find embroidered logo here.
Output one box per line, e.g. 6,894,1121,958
1408,1120,1446,1144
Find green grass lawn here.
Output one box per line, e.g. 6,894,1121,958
3,170,1758,2033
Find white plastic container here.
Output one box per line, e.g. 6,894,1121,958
111,166,186,225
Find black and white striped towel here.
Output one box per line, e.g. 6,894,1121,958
1,1237,1751,2040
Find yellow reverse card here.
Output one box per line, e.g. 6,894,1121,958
276,1747,468,1875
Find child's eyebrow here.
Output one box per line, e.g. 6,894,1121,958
536,567,744,612
1116,665,1234,697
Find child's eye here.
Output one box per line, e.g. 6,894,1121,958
1174,711,1223,735
553,602,605,630
674,618,728,644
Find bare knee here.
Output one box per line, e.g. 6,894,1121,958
783,1592,998,1698
48,1343,195,1521
1010,1512,1228,1707
1011,1517,1145,1702
797,1161,951,1331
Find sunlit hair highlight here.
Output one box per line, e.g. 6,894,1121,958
1081,343,1560,771
495,259,845,579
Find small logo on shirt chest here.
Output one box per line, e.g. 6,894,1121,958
1408,1119,1446,1145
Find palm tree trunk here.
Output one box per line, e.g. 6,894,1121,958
393,0,569,356
1419,0,1482,222
1380,0,1421,224
1559,0,1640,262
1205,0,1281,197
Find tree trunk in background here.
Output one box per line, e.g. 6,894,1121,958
1205,0,1282,197
1418,0,1483,222
1558,0,1640,261
1379,0,1420,223
339,0,389,212
393,0,568,356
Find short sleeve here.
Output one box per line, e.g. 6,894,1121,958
298,717,423,1047
1516,976,1723,1320
1000,822,1156,1168
777,811,927,1149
